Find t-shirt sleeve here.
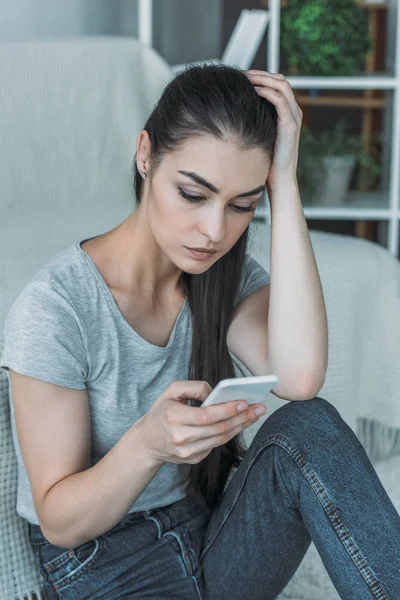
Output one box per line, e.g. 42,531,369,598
0,280,87,389
234,253,270,307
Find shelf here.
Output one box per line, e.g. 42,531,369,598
255,207,392,221
261,0,400,255
356,1,389,9
294,94,386,109
255,191,392,221
263,0,389,9
287,75,399,89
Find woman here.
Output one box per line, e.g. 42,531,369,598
1,65,399,600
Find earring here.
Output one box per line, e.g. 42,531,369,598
141,160,149,179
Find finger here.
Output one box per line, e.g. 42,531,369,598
178,407,263,451
254,85,297,126
166,381,249,424
245,69,286,81
174,404,263,446
246,73,301,119
250,74,300,118
170,398,249,426
167,380,212,404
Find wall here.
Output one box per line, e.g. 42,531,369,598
153,0,222,65
0,0,127,41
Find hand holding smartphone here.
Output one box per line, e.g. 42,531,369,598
201,375,279,408
138,377,279,467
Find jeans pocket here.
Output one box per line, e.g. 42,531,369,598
39,537,103,593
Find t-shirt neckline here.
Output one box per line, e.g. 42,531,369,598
74,237,189,353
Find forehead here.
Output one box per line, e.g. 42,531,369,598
166,135,269,174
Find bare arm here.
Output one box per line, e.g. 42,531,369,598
266,179,328,390
41,423,162,548
9,369,163,549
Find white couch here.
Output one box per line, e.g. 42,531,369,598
1,37,399,600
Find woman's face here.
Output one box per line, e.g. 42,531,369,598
142,134,271,273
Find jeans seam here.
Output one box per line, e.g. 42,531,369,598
191,574,205,600
273,435,390,600
201,433,390,600
163,531,192,579
146,515,162,540
47,537,103,593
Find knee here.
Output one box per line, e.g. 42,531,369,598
292,395,337,414
281,395,340,419
271,395,339,418
302,396,348,432
255,395,347,448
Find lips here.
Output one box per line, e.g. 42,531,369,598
187,247,216,254
185,247,217,259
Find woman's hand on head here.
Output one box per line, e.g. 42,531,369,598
135,380,265,466
244,70,303,188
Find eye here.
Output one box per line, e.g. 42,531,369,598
177,187,256,214
178,188,205,202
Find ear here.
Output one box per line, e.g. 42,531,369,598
136,129,152,174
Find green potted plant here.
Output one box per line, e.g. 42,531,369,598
281,0,373,76
297,119,382,206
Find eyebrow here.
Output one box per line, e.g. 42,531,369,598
177,170,266,198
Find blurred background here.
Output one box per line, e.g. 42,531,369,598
1,0,399,258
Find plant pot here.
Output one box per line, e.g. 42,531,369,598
312,155,357,206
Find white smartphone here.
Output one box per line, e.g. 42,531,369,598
201,375,279,408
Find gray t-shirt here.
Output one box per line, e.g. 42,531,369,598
0,236,270,525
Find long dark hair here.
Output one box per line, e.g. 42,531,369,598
132,64,277,511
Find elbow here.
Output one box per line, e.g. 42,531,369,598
38,507,78,549
40,521,77,549
296,370,326,400
40,528,65,549
274,370,326,402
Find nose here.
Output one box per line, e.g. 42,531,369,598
198,205,226,244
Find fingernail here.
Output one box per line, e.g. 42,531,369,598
237,403,248,412
255,406,266,416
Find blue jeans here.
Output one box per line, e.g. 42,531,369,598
28,397,400,599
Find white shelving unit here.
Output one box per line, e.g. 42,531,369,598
257,0,400,258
